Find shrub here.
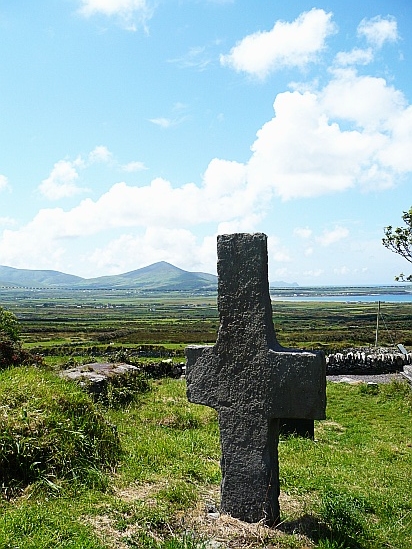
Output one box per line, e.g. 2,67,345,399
0,333,43,370
0,306,20,342
0,366,121,496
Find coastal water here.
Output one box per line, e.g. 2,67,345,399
271,293,412,303
270,286,412,303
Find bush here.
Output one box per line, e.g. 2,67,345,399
0,307,43,370
0,367,121,496
0,333,43,370
0,306,20,342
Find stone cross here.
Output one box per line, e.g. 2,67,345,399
185,233,326,526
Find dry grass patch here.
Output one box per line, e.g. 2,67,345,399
183,486,315,548
84,482,316,548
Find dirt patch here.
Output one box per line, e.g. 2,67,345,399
114,481,160,503
182,487,316,548
86,482,317,548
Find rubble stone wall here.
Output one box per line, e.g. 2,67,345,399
326,347,411,375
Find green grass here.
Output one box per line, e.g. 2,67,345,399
279,381,412,548
1,372,411,548
0,367,121,495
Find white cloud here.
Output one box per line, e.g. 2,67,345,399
38,160,88,200
121,161,147,172
334,47,374,67
149,109,189,128
87,227,216,275
168,46,212,71
245,64,412,199
377,105,412,172
322,68,406,131
267,236,291,264
149,117,175,129
303,269,324,278
0,175,9,192
0,217,16,227
317,226,349,247
78,0,153,31
357,16,398,49
220,8,336,79
89,145,113,164
247,90,372,199
294,227,312,239
333,266,350,276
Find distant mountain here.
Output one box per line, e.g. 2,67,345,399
270,281,299,288
0,265,83,288
0,262,217,291
82,261,217,290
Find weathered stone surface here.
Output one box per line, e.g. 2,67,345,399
60,362,140,396
186,233,326,526
402,364,412,383
326,347,412,375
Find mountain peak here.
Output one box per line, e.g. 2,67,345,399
0,262,217,291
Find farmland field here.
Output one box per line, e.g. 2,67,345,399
1,287,411,363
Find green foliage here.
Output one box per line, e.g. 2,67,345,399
0,367,121,495
383,206,412,281
0,333,43,370
0,306,44,370
97,369,151,408
0,306,20,342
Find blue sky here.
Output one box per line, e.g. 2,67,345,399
1,0,411,285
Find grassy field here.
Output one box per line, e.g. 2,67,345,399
1,288,411,358
1,289,411,547
0,369,411,549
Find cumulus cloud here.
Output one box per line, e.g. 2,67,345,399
334,47,374,67
220,8,336,79
38,160,88,200
246,64,412,199
317,226,349,246
78,0,153,31
87,227,216,275
357,15,398,49
294,227,312,239
322,68,406,131
89,145,113,164
37,147,149,201
247,90,370,199
0,217,16,227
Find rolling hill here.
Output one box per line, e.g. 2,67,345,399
0,262,217,291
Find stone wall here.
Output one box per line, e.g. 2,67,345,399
326,347,411,375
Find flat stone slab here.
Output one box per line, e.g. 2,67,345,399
402,365,412,383
60,362,140,395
